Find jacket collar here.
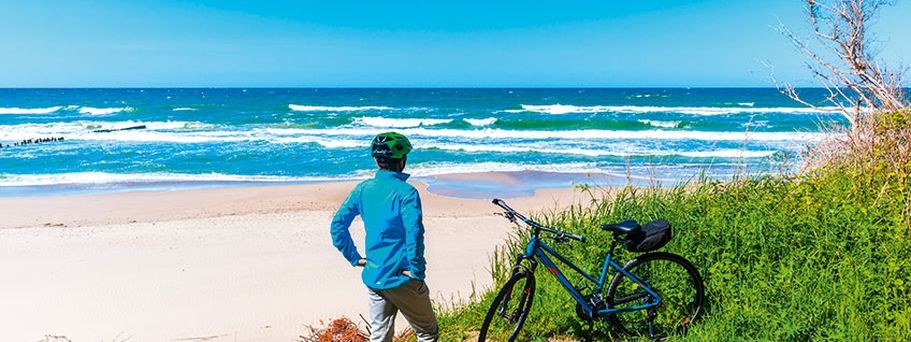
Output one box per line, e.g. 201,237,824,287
375,169,410,181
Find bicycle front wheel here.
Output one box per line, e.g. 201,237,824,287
606,252,704,339
478,270,536,342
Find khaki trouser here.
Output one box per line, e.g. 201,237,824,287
367,280,439,342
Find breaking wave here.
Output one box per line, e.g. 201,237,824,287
78,107,133,115
504,104,840,115
1,120,825,149
638,119,682,129
414,144,776,158
350,116,498,128
464,118,498,126
265,127,825,142
0,105,136,116
0,106,64,115
0,121,217,141
404,161,604,177
289,104,396,111
352,116,453,128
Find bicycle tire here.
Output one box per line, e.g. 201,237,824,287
478,270,536,342
605,252,704,339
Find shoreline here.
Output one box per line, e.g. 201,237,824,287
0,175,605,341
0,169,639,200
0,171,616,229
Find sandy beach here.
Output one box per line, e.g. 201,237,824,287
0,178,591,342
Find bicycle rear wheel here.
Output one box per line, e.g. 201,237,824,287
478,270,536,342
606,252,704,339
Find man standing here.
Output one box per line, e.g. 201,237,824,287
330,132,439,341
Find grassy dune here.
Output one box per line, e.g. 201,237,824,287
438,130,911,340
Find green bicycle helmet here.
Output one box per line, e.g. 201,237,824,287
371,132,412,160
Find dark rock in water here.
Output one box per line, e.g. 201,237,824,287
92,125,147,133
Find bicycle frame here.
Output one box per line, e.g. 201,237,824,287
519,235,663,318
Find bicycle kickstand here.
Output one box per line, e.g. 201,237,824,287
646,309,658,340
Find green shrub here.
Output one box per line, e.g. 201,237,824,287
877,110,911,132
438,167,911,341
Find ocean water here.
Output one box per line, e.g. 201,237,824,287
0,88,844,197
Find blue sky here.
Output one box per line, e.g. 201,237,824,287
1,0,909,87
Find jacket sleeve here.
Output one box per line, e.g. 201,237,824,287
330,186,363,266
400,188,427,279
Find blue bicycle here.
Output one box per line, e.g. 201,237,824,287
478,199,705,341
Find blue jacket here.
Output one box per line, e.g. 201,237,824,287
330,170,427,290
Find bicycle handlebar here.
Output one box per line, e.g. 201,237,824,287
561,231,587,243
492,198,586,243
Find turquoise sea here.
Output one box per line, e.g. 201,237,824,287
0,88,843,197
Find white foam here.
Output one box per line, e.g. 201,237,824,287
289,104,396,112
0,106,63,115
173,107,197,111
505,104,840,115
418,143,776,158
638,119,681,129
269,136,777,158
74,129,256,144
0,172,346,187
79,107,133,115
0,121,217,141
0,121,824,152
271,136,363,148
738,102,755,107
744,120,771,128
632,94,669,98
266,127,826,142
464,118,498,126
352,116,453,128
405,161,745,178
406,162,603,177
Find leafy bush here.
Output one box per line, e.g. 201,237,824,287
439,165,911,341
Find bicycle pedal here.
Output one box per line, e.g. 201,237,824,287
647,308,658,320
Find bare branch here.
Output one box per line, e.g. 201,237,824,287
770,0,909,173
773,0,906,121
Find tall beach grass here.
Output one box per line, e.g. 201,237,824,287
437,110,911,341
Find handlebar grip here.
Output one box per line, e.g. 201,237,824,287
492,198,514,212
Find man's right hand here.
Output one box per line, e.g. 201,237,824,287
356,258,367,267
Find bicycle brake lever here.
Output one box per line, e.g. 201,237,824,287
548,233,568,244
495,211,518,223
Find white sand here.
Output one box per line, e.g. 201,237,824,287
0,181,588,341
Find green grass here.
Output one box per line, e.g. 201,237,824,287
437,164,911,341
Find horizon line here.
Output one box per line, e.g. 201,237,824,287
0,86,836,90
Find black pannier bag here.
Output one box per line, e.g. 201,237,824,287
624,219,672,252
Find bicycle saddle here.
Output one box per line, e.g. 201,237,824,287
600,220,641,234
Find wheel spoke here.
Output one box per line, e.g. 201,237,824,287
613,292,649,305
606,253,704,338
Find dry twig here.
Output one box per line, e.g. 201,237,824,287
772,0,909,170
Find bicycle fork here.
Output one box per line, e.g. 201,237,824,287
497,256,536,323
497,282,517,322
